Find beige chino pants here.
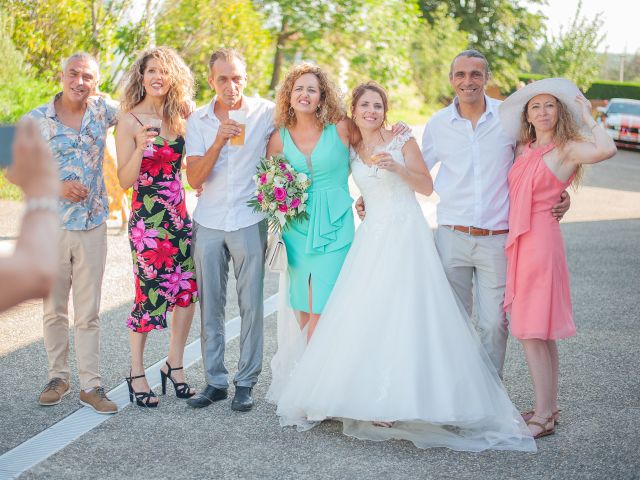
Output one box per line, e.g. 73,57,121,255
42,223,107,389
434,225,509,377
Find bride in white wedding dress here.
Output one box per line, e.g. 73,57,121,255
267,82,536,452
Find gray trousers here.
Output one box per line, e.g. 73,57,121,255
192,220,267,389
434,226,509,377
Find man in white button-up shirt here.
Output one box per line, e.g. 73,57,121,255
185,49,274,411
421,50,569,376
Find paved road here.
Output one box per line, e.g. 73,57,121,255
0,149,638,479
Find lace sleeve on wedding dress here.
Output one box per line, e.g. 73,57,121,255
388,130,414,153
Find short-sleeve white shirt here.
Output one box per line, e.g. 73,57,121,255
185,95,275,231
421,96,515,230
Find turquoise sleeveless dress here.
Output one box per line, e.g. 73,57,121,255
280,124,354,314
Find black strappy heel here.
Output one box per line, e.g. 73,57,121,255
160,362,195,399
126,371,159,408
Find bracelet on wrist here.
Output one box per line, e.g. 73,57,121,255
24,197,59,215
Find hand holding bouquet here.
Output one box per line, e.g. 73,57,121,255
248,154,311,234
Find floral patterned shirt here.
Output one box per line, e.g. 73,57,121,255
26,93,119,230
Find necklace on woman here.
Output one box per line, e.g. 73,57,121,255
360,129,385,165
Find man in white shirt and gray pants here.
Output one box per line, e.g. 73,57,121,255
185,49,274,411
421,50,569,376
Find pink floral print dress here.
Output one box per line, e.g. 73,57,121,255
127,136,197,332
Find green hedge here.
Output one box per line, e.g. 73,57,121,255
583,80,640,101
517,74,640,100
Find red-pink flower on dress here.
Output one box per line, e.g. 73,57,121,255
159,265,194,297
140,235,179,269
130,219,159,252
140,140,179,177
157,178,183,204
175,279,197,308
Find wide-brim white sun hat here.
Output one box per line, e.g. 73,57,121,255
498,77,585,142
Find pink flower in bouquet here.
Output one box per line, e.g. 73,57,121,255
285,172,294,182
274,187,287,201
278,203,289,213
279,163,287,171
257,192,264,203
259,173,268,185
290,198,301,208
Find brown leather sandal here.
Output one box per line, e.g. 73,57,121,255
522,408,561,424
526,414,555,439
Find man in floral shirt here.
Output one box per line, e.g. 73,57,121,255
26,53,118,414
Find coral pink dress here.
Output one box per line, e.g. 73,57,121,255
504,142,576,340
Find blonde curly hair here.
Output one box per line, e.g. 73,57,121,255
119,46,194,136
274,63,345,129
519,96,584,187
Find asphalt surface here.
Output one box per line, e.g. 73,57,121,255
0,149,638,479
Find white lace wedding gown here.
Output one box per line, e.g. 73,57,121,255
267,133,536,452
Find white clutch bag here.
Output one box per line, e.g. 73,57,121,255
266,233,288,273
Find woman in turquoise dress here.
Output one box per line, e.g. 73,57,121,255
266,64,353,340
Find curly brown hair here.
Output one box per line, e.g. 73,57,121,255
274,63,345,129
119,46,194,136
519,96,584,187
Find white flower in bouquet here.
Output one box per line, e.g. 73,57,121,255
273,176,286,188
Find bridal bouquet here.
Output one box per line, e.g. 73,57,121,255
248,154,311,234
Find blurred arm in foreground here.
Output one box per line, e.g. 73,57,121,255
0,119,60,312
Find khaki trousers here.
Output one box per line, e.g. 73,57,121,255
434,226,509,377
43,223,107,389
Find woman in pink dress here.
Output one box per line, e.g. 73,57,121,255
499,79,616,439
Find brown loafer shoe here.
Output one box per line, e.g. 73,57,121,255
80,386,118,415
38,378,70,406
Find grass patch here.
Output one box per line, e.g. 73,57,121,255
0,168,22,201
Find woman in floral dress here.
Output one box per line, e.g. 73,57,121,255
116,47,197,407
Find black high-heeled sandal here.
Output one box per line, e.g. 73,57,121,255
126,371,159,408
160,362,195,399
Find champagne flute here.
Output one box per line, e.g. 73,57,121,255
368,145,387,178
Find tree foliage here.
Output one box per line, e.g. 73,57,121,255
1,0,588,117
155,0,273,99
418,0,546,89
0,20,57,123
324,0,423,89
253,0,367,90
410,4,467,104
536,1,605,90
1,0,133,89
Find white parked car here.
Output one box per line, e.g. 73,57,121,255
597,98,640,150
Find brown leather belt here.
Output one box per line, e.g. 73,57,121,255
444,225,509,236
